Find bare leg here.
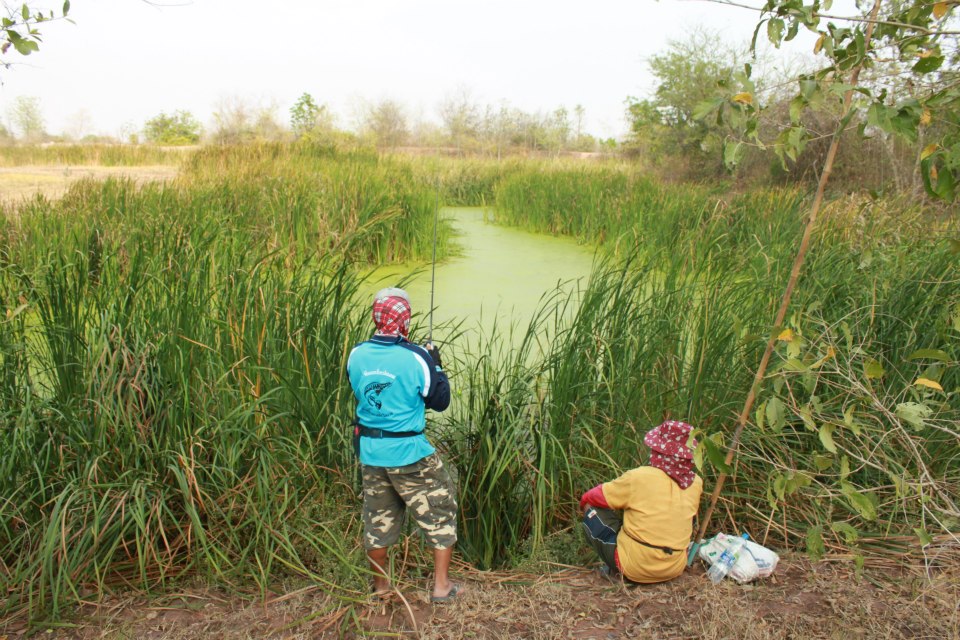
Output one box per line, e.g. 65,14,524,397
367,547,390,593
432,546,457,598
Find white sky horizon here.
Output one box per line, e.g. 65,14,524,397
0,0,831,141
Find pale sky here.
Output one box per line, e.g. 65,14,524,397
0,0,823,140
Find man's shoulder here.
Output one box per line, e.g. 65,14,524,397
395,340,433,365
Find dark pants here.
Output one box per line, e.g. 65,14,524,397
581,506,622,571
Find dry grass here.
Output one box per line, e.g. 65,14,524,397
0,165,177,203
15,555,958,640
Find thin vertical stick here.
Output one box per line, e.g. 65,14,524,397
429,178,440,342
693,0,884,551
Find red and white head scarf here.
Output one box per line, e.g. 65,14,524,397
644,420,698,489
372,288,411,338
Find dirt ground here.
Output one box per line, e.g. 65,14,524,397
8,555,957,640
0,165,177,203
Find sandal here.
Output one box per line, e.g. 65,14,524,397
370,588,393,602
430,582,462,604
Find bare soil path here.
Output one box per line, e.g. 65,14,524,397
0,165,177,203
12,556,957,640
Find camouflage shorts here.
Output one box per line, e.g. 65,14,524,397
361,453,458,550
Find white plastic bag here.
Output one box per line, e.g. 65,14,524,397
698,533,779,583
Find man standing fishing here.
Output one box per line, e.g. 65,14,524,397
346,287,461,603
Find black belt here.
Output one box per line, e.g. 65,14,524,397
624,529,683,556
354,424,423,439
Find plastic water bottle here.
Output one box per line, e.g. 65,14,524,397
707,533,750,584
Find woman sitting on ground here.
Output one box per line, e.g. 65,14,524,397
579,420,703,584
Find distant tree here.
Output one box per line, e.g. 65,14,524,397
0,121,13,145
574,104,585,140
64,108,93,142
212,96,285,144
548,106,571,153
361,99,408,148
212,96,255,144
290,92,334,140
570,104,598,152
143,110,202,145
438,87,481,152
1,1,71,76
8,95,45,142
254,104,284,140
117,121,139,145
624,29,745,173
479,102,514,158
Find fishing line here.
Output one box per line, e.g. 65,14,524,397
428,178,439,343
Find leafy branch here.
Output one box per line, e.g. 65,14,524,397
697,0,959,200
1,1,71,65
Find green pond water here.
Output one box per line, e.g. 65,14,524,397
365,207,596,345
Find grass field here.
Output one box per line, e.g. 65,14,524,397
0,143,956,631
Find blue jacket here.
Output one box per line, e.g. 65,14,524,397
346,334,450,467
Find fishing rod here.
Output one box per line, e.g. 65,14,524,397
428,178,440,344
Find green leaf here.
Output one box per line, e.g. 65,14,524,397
907,348,951,362
888,472,907,498
784,357,809,372
866,102,890,129
789,96,806,124
819,423,838,453
799,78,818,100
841,483,878,521
692,98,724,122
800,405,816,430
772,473,787,502
831,521,859,544
864,359,885,379
843,406,862,436
12,35,39,55
914,527,934,547
913,56,944,74
22,3,29,21
63,0,70,16
813,454,834,471
700,436,732,474
767,18,785,47
854,30,866,64
766,396,786,432
786,471,813,494
896,402,932,430
785,19,800,42
806,525,825,560
723,140,744,170
750,19,764,54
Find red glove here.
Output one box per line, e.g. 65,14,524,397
579,484,610,511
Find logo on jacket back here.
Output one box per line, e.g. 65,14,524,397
363,381,392,410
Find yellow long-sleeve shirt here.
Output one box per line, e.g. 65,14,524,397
601,466,703,583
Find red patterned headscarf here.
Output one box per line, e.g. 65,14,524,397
644,420,698,489
372,288,411,338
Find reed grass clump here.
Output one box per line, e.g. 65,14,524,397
0,220,375,621
0,144,190,167
0,143,460,622
437,164,958,567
